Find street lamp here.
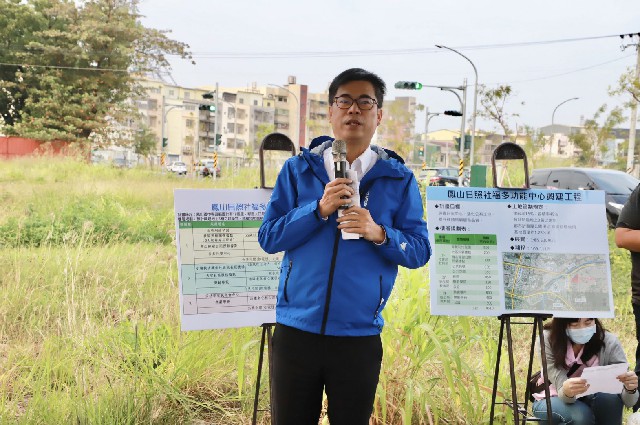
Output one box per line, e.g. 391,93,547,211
436,44,479,166
268,83,301,145
551,97,579,126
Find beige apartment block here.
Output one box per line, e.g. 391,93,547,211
133,77,422,168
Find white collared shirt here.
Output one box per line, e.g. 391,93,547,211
323,145,377,182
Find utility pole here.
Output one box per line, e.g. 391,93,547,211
213,82,219,181
436,45,478,166
623,34,640,177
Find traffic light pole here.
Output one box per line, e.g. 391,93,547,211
436,45,478,166
394,80,466,172
440,80,467,185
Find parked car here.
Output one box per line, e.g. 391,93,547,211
529,167,640,227
418,167,461,186
195,160,221,178
168,161,187,175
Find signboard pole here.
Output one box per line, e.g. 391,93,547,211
251,133,295,425
488,143,553,424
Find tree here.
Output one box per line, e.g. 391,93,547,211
611,66,640,105
521,126,549,169
477,84,523,139
569,104,625,167
0,0,192,142
250,123,275,163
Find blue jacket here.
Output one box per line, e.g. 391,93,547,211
258,139,431,336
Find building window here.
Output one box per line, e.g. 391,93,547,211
186,119,194,129
169,89,175,96
254,100,258,106
184,92,191,99
239,98,244,104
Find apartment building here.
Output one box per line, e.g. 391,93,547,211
131,77,419,167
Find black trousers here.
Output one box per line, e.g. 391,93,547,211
271,324,383,425
633,302,640,411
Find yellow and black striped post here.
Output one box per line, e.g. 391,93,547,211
161,152,166,166
459,158,464,178
213,152,218,168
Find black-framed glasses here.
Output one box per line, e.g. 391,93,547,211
333,95,378,110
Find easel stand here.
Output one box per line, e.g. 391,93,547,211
252,323,275,425
251,132,296,425
489,314,553,424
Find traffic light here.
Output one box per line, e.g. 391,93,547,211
394,81,423,90
418,146,424,157
444,110,463,117
199,104,216,112
215,134,222,145
162,137,168,147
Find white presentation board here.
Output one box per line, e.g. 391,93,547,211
426,186,613,318
174,189,280,331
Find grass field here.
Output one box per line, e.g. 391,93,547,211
0,157,636,424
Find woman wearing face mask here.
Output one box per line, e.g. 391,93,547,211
531,318,639,424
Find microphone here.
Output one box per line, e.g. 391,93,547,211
332,140,350,209
332,139,347,178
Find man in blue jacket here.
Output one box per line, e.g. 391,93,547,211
258,68,431,425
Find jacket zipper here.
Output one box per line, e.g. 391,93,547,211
320,229,341,335
283,260,293,303
374,275,384,319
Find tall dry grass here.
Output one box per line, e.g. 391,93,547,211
0,156,636,424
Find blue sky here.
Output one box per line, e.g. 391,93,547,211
138,0,639,134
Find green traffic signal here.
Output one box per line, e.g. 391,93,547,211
199,104,216,112
394,81,423,90
162,137,168,147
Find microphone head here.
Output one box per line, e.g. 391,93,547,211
332,139,347,161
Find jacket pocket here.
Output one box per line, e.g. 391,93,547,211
282,260,293,303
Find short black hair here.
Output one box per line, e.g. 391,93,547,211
328,68,386,108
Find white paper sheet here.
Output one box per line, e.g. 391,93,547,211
579,363,628,397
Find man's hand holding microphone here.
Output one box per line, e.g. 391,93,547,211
317,140,386,244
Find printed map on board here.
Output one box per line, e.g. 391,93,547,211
502,253,610,313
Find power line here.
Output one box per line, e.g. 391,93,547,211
176,33,630,59
497,54,636,85
0,32,635,75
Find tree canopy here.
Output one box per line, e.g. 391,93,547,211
0,0,192,142
477,84,523,138
569,104,625,167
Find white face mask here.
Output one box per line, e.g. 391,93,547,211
566,325,596,345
